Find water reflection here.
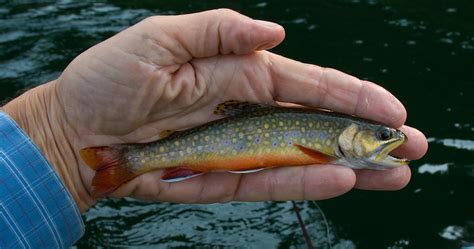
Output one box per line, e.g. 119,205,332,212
80,200,334,248
418,163,450,174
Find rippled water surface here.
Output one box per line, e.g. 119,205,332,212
1,1,473,248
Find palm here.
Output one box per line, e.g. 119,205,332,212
55,10,427,204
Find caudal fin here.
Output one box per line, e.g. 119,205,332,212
80,146,138,198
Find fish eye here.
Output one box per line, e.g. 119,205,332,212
376,128,392,141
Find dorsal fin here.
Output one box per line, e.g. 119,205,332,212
214,100,271,116
159,130,178,139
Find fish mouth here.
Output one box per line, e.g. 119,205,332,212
369,130,409,169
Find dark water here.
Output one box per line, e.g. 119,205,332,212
1,1,473,248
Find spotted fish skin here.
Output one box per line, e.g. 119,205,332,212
122,107,349,172
80,101,408,198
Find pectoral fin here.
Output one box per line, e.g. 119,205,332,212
294,144,335,164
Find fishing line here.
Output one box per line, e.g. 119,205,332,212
311,200,332,249
291,200,314,249
291,200,332,249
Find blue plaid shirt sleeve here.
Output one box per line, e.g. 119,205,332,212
0,111,84,248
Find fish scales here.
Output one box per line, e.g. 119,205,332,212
80,101,408,198
124,108,351,172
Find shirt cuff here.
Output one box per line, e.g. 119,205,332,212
0,111,84,248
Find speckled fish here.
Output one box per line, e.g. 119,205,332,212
80,100,409,198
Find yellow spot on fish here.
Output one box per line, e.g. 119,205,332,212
309,123,313,128
247,135,253,140
232,138,237,143
174,141,180,146
159,146,165,152
301,138,307,144
325,140,332,146
279,121,284,126
239,132,244,138
301,127,306,132
264,123,269,129
179,151,184,156
193,135,199,140
141,159,146,163
264,133,270,138
257,128,262,133
186,147,192,153
296,121,300,125
204,136,210,142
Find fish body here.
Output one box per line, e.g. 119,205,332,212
80,101,408,198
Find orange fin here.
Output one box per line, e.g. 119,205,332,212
161,167,204,182
294,144,334,164
80,146,138,198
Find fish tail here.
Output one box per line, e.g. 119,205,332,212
80,146,138,199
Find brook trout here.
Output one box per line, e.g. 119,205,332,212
80,100,409,198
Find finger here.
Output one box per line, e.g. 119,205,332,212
267,53,407,128
135,9,285,64
121,165,356,203
391,125,428,160
234,165,355,201
354,166,411,190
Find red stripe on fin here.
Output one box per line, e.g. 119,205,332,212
80,146,138,198
161,168,204,183
294,144,334,164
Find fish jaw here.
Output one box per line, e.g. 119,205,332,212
368,129,409,169
336,129,409,170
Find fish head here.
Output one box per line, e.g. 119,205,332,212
336,123,409,169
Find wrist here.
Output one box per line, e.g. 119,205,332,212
2,81,95,212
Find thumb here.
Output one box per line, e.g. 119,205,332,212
136,9,285,62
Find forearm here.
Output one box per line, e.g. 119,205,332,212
2,81,94,212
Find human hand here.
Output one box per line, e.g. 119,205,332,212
3,9,428,212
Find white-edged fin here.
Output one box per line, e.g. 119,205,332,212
228,168,264,174
161,173,204,183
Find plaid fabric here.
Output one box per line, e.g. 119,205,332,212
0,111,84,248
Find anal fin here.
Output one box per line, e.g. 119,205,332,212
161,167,204,182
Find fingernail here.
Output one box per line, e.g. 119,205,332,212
255,20,280,28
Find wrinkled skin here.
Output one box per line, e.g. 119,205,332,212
3,9,428,212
